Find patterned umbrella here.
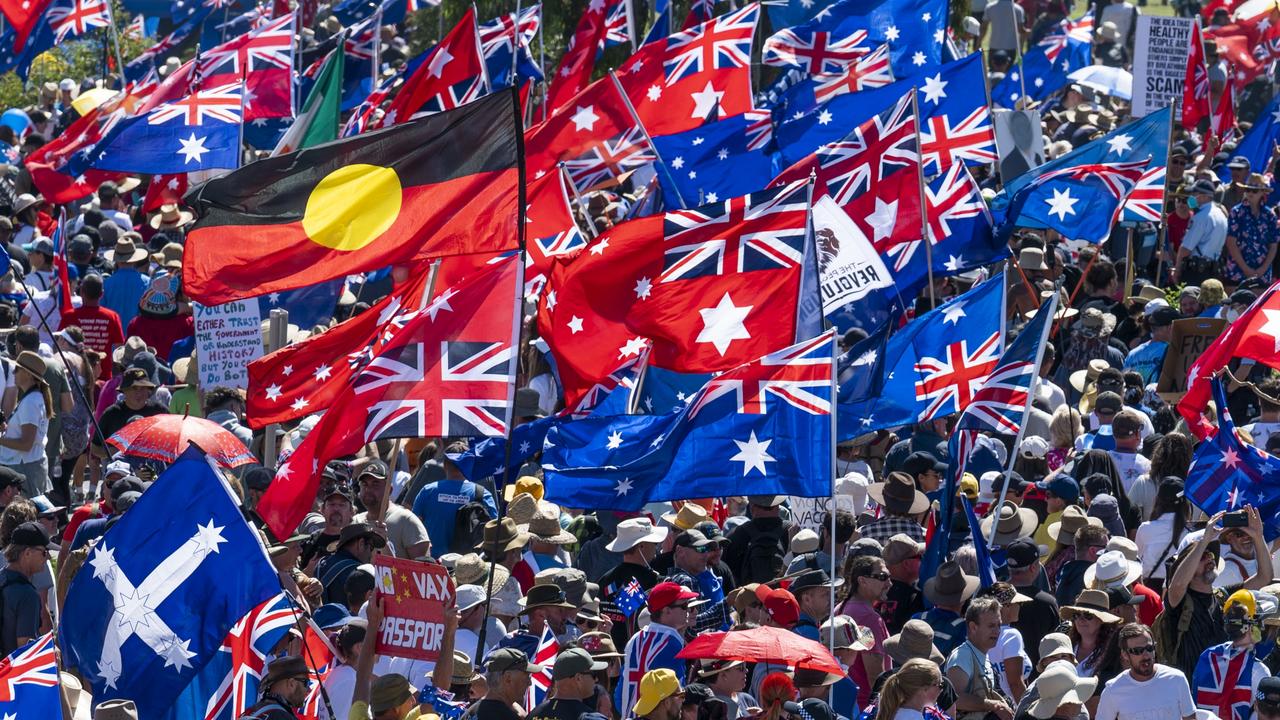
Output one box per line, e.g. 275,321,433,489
106,414,255,467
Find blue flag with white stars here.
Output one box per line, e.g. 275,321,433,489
767,0,945,79
257,281,344,330
1185,378,1280,540
839,274,1005,440
59,446,280,720
69,83,244,176
1222,93,1280,187
991,106,1170,225
542,332,835,511
995,159,1148,245
991,16,1094,110
652,112,778,209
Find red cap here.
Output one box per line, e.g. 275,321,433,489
648,581,699,612
756,586,799,627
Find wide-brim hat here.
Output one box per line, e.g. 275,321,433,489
883,619,945,665
979,502,1039,546
1084,550,1143,589
661,502,709,530
606,517,669,552
1027,664,1098,719
148,203,195,230
453,552,512,591
522,501,576,544
12,193,41,215
106,237,149,264
505,492,540,525
1069,358,1112,393
922,561,979,607
14,351,48,386
451,651,481,686
261,656,310,688
93,700,139,720
1236,172,1272,192
579,631,625,658
518,583,576,614
1018,246,1048,271
1074,307,1116,339
867,471,930,515
477,517,530,554
1126,284,1166,306
1060,589,1122,624
513,387,546,418
326,522,387,553
1046,505,1104,546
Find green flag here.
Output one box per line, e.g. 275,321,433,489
273,47,344,155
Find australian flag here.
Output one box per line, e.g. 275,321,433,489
996,160,1148,245
652,111,778,209
840,273,1005,440
542,332,835,511
59,446,281,719
1222,92,1280,190
69,83,244,176
479,5,544,90
0,634,61,718
768,0,946,80
1185,378,1280,540
992,16,1094,109
615,579,647,618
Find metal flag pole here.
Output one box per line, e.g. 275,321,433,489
560,162,598,238
511,0,522,88
371,6,384,93
609,69,689,208
910,90,936,307
104,2,129,81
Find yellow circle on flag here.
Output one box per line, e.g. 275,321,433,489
302,164,403,251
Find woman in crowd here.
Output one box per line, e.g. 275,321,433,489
0,352,52,497
1133,477,1191,593
873,659,944,720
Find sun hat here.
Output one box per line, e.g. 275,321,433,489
451,651,481,686
93,700,139,720
505,493,540,525
883,619,945,664
979,502,1039,546
477,517,530,554
13,351,47,385
148,203,194,230
1105,536,1139,562
502,475,544,502
821,615,874,651
606,517,669,552
661,503,709,530
1038,633,1075,664
1075,308,1116,339
1069,358,1111,394
519,584,576,614
1060,588,1122,624
1046,505,1104,546
867,471,930,515
261,656,310,688
1027,663,1098,719
1084,550,1143,589
882,534,925,566
523,502,576,545
455,584,487,613
370,674,416,714
106,236,149,264
697,658,745,676
579,631,625,659
922,561,979,607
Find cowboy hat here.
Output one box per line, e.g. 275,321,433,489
578,631,625,659
1046,505,1104,546
93,700,139,720
518,584,576,614
922,561,979,607
606,517,669,552
979,502,1039,546
106,236,149,264
1069,358,1112,393
1084,550,1143,589
1060,588,1122,624
476,517,531,554
450,651,482,686
1126,284,1166,306
883,619,945,664
867,471,930,515
148,203,195,230
661,502,709,530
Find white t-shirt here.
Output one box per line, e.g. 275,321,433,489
1107,450,1151,495
987,625,1031,699
0,390,48,465
1095,665,1195,720
1134,515,1186,580
318,663,356,720
1243,421,1280,449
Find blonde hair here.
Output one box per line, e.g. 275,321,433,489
1049,406,1082,449
876,659,941,719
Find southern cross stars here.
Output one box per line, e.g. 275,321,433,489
697,293,752,356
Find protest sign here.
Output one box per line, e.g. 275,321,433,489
813,195,894,316
1157,317,1227,401
993,109,1045,181
789,495,858,534
1132,16,1195,118
194,299,263,390
373,555,456,662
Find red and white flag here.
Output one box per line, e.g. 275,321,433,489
382,7,488,124
1182,21,1211,130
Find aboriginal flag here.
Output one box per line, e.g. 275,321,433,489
182,89,524,305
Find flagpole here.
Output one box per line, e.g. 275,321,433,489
278,590,338,720
371,6,384,95
290,7,301,115
560,162,597,238
510,1,522,88
1155,102,1176,283
609,69,689,208
911,89,936,307
979,49,997,178
1011,1,1026,105
538,7,547,122
828,327,838,666
986,288,1057,549
104,1,128,83
472,4,492,95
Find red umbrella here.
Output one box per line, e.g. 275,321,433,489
106,414,255,468
675,626,843,675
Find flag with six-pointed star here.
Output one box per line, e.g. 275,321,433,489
995,159,1148,245
258,254,521,539
1184,377,1280,539
650,111,778,209
545,0,626,111
542,331,834,511
66,82,245,176
839,273,1005,438
915,52,995,174
0,634,60,719
991,16,1093,109
812,44,894,102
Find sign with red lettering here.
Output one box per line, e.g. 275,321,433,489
373,555,456,662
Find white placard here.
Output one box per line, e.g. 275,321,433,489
1132,16,1195,118
813,195,895,316
194,299,263,390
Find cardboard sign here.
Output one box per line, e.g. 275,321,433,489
788,495,859,534
1156,317,1227,401
373,555,456,662
1132,16,1195,119
193,299,263,389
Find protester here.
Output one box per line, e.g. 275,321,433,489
1095,623,1196,720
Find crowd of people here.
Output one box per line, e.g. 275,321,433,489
4,0,1280,716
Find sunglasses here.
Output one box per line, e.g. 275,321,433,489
864,572,891,581
1124,644,1156,656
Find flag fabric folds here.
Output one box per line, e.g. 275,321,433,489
542,332,835,511
258,254,521,539
995,160,1148,245
59,446,280,719
0,634,60,718
182,89,522,305
381,7,488,124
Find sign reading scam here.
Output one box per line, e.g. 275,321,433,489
373,555,456,662
1131,16,1194,118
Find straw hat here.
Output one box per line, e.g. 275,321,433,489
1046,505,1104,546
523,502,576,544
1069,358,1111,393
505,492,540,525
14,351,47,386
1235,172,1272,192
150,241,185,269
1027,663,1098,719
1060,589,1122,624
979,502,1039,546
450,651,481,686
883,619,945,664
148,203,195,230
453,552,512,591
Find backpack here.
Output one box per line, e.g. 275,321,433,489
739,526,788,585
449,484,490,554
1150,593,1195,668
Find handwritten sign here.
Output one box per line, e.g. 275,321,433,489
373,555,456,662
1156,317,1226,401
1132,16,1195,118
193,300,263,390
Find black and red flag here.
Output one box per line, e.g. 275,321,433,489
182,89,524,305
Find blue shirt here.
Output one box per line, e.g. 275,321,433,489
913,607,967,657
102,267,149,330
411,479,497,557
1123,339,1168,385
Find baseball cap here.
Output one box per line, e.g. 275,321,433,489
756,585,800,626
902,451,946,478
647,581,699,612
456,584,487,613
104,460,132,479
1258,676,1280,707
882,534,925,566
487,648,542,673
0,467,24,490
673,529,714,550
357,459,389,481
1004,537,1041,570
552,648,607,680
1094,391,1123,416
1036,476,1080,503
633,669,683,717
1148,306,1181,328
9,521,48,549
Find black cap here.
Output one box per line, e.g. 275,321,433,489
683,684,717,706
243,465,273,492
0,467,24,490
694,521,729,544
1001,470,1030,493
9,521,48,549
1005,537,1040,570
1095,391,1123,416
674,529,713,550
357,459,389,481
903,451,947,478
1231,289,1258,306
1259,677,1280,706
1148,306,1181,328
1105,586,1144,608
110,476,147,502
